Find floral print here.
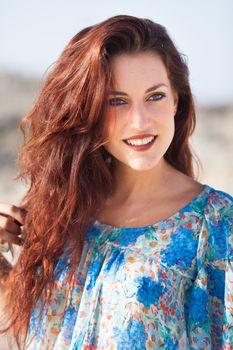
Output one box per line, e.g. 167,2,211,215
26,184,233,349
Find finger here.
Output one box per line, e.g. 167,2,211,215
0,202,26,226
0,253,12,274
0,213,23,227
0,215,22,235
0,230,24,246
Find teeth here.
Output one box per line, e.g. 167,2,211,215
125,136,155,146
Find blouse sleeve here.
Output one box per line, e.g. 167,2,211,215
186,189,233,349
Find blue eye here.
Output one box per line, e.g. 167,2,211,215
109,98,126,106
147,93,166,101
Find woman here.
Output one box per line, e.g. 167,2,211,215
0,14,232,350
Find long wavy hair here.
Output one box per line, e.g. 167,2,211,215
0,14,201,349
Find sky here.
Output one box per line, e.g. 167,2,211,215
1,0,233,106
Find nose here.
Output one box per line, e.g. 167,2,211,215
129,103,151,129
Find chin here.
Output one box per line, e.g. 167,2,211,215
125,158,160,171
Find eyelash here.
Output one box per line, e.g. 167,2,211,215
147,92,166,102
108,93,166,106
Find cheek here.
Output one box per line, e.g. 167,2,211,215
103,114,123,154
155,101,174,116
155,104,175,124
104,112,121,139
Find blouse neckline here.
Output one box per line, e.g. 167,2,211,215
93,184,211,231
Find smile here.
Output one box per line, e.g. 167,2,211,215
123,135,157,151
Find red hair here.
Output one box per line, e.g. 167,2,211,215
0,14,201,349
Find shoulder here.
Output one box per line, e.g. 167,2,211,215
202,185,233,263
204,184,233,223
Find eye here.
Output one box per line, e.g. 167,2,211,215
147,92,166,101
108,98,126,106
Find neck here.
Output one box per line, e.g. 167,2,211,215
110,157,175,205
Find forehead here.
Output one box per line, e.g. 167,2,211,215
109,51,170,88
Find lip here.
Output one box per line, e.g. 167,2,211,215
123,135,157,151
123,134,156,141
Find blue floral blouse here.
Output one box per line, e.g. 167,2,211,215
26,184,233,349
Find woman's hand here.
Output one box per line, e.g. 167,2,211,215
0,202,26,252
0,202,26,286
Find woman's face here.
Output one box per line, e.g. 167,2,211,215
103,51,178,171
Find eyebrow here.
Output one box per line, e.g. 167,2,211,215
109,83,168,96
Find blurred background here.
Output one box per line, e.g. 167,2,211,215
1,0,233,206
0,0,233,348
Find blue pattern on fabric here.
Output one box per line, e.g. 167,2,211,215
25,185,233,349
